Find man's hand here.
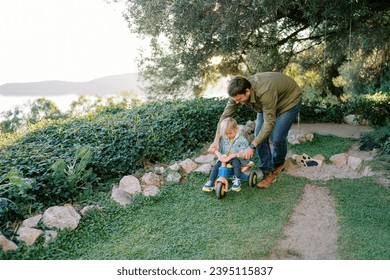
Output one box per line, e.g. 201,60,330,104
242,147,255,159
208,141,219,154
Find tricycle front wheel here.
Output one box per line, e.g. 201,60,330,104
215,182,226,199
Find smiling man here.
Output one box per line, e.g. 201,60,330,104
208,72,302,188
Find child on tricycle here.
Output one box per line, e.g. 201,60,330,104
202,117,257,198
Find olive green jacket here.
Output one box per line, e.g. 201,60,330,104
219,72,302,147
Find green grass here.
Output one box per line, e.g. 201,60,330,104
328,177,390,259
288,134,357,160
0,173,306,260
1,133,389,260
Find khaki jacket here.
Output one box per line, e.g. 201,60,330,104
219,72,302,147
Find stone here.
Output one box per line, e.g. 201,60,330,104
179,158,198,174
141,172,161,188
313,154,325,161
143,186,160,197
348,156,363,170
22,214,43,228
168,163,181,171
42,205,81,230
288,129,314,144
44,230,58,244
80,205,101,216
194,154,215,164
166,172,182,183
343,114,358,125
111,186,132,206
0,234,18,252
154,166,165,175
330,153,349,167
16,227,43,246
119,175,142,195
360,166,375,177
194,163,212,174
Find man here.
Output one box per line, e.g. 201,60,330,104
208,72,302,188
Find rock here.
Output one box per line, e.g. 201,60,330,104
16,227,43,246
141,172,161,188
330,153,349,167
42,205,81,230
194,163,212,174
194,154,215,164
166,172,182,183
119,175,142,195
360,166,375,176
239,120,255,142
44,230,58,244
348,156,363,170
154,166,165,175
80,205,101,216
179,158,198,174
143,186,160,197
111,186,132,206
313,154,325,161
22,214,42,228
343,114,358,125
288,129,314,144
0,234,18,252
168,163,181,171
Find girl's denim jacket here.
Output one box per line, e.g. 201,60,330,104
219,133,250,165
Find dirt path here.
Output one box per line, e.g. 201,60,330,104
269,185,338,259
267,123,375,260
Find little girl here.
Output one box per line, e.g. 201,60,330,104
202,117,249,192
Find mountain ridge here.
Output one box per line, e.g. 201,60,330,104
0,73,144,97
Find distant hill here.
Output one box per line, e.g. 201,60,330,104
0,73,145,97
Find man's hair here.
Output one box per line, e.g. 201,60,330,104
219,117,238,137
227,76,251,97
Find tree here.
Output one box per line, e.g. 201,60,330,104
27,98,62,124
117,0,390,98
0,106,23,133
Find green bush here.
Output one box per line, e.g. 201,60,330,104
346,92,390,126
299,100,344,123
0,98,255,226
299,92,390,125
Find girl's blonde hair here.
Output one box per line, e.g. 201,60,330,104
219,117,238,137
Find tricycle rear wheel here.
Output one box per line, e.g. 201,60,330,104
249,171,257,187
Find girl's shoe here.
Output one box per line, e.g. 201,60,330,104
232,177,241,192
202,180,214,192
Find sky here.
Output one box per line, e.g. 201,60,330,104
0,0,143,86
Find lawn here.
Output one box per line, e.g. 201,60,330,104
1,134,389,260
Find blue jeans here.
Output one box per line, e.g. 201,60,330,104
208,158,242,183
255,99,302,173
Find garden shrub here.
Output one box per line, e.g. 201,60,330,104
0,98,254,226
346,92,390,126
0,94,387,228
299,92,390,125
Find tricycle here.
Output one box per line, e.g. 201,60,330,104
213,152,257,199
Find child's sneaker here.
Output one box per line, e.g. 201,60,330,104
202,180,214,192
232,177,241,192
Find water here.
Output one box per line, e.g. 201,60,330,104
0,94,79,119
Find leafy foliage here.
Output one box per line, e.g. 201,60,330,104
0,98,254,227
118,0,390,99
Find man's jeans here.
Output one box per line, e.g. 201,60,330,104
254,99,302,173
